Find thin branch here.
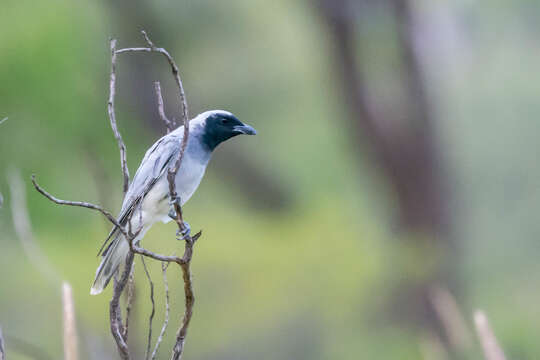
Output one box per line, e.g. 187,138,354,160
151,262,170,360
108,39,130,194
122,261,136,341
62,282,79,360
0,325,5,360
141,256,156,360
473,310,506,360
9,170,61,285
109,253,134,360
31,175,126,238
154,81,175,133
170,252,195,360
0,117,7,126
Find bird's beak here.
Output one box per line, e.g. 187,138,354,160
233,124,257,135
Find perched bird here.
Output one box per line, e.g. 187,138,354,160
91,110,256,295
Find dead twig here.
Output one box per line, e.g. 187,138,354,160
62,282,79,360
154,81,176,132
31,175,126,238
108,39,130,195
473,310,506,360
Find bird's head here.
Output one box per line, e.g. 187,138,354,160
197,110,257,151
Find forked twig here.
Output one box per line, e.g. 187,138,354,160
154,82,176,132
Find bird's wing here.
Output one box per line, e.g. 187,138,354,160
98,133,182,256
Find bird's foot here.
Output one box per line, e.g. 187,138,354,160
169,195,182,206
176,222,191,241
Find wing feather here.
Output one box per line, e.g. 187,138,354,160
98,133,182,256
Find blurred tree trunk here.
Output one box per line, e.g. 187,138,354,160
317,0,457,348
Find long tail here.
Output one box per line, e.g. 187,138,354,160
90,233,130,295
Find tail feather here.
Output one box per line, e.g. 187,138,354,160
90,235,129,295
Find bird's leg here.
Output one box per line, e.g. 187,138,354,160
176,222,191,241
167,195,182,220
168,195,191,240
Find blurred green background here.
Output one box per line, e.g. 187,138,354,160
1,0,540,359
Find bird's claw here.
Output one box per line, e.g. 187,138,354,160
176,222,191,241
168,207,177,220
169,196,182,206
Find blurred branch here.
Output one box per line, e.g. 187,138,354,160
11,172,113,360
62,282,79,360
108,39,130,195
418,332,449,360
4,336,54,360
473,310,507,360
9,170,61,285
316,0,453,344
428,285,472,352
0,117,7,126
0,325,5,360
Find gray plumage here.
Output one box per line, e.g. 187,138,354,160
91,110,256,295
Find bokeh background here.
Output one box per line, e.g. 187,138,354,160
1,0,539,359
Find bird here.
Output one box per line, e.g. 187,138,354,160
90,110,256,295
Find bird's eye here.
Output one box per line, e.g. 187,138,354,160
221,119,229,125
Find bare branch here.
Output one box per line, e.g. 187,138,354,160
151,262,170,360
154,81,175,132
62,282,79,360
141,256,156,360
0,117,7,126
108,39,130,194
0,325,5,360
170,254,195,360
110,253,134,360
31,175,126,238
473,310,506,360
9,170,61,285
122,261,136,341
